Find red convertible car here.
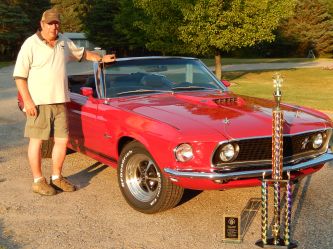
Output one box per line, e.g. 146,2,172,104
19,57,333,213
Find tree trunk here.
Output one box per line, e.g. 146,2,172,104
214,52,222,80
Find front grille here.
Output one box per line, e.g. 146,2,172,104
212,129,331,168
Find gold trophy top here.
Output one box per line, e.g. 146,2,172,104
273,73,283,108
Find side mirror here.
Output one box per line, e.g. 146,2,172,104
80,87,94,97
221,79,231,87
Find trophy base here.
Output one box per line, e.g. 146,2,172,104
255,238,297,249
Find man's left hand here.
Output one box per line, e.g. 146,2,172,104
102,54,116,63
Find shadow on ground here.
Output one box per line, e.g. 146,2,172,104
68,162,108,189
223,68,297,82
0,220,21,249
177,189,203,207
241,197,261,239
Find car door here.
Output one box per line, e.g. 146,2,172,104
68,90,119,160
67,92,100,152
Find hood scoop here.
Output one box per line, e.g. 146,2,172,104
214,97,238,105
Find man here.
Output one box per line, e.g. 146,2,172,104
13,8,116,196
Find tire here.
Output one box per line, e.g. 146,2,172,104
118,141,184,214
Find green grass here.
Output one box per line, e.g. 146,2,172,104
0,61,12,68
224,68,333,112
201,58,333,67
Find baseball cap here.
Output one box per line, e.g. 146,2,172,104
41,9,60,24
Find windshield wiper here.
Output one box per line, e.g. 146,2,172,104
116,89,173,96
171,86,216,91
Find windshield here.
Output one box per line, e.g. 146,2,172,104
99,58,225,97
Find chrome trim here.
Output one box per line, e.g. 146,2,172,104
228,128,330,142
210,128,333,168
165,152,333,181
215,150,326,169
106,56,198,62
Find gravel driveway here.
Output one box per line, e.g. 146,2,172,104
0,62,332,249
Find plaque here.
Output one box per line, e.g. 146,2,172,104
223,215,241,243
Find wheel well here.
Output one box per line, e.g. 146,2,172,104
118,137,135,156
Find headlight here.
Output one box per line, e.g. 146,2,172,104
219,143,239,162
312,133,323,149
174,143,193,162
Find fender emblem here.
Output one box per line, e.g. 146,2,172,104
223,118,230,124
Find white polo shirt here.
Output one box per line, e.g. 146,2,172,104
13,32,85,105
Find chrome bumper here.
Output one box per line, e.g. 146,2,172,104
164,152,333,181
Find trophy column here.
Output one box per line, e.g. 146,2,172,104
272,98,283,245
256,74,297,249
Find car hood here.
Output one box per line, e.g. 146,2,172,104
113,91,331,140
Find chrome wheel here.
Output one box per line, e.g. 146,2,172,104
125,154,161,202
118,141,184,213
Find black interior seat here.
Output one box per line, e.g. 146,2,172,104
140,74,172,90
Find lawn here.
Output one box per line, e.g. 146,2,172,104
223,68,333,112
0,61,12,68
201,57,333,66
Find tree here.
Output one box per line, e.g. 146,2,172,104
134,0,296,79
0,0,30,59
51,0,90,32
0,0,50,59
279,0,333,57
178,0,297,79
83,0,121,52
133,0,190,55
16,0,51,31
113,0,146,56
321,0,333,16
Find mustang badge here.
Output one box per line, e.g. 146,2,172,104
301,137,310,150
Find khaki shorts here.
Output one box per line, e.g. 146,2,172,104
25,103,69,140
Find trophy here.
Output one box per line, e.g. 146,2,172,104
256,73,297,248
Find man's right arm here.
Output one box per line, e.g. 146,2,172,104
15,78,36,117
83,50,116,63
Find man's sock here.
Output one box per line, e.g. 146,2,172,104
33,176,44,183
51,175,60,181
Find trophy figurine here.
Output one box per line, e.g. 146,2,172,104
256,73,297,248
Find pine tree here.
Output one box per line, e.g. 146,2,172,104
51,0,90,32
113,0,146,55
279,0,333,57
83,0,121,52
16,0,51,32
0,1,30,59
